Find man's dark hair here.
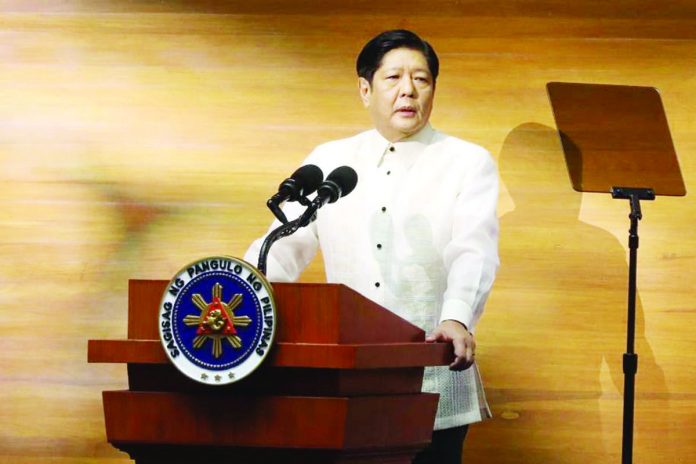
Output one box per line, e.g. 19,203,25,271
356,29,439,84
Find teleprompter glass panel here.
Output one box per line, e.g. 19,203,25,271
547,82,686,196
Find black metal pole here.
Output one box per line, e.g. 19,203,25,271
622,207,639,464
257,218,302,276
611,186,654,464
257,201,320,275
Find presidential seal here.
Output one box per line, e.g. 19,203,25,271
159,256,276,385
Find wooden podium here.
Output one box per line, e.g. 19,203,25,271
88,280,451,463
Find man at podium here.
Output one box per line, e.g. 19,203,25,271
246,29,499,464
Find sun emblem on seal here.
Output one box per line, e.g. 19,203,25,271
159,256,276,385
182,282,252,358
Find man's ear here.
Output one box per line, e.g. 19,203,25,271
358,77,371,108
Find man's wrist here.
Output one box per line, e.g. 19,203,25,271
442,319,469,332
440,298,474,331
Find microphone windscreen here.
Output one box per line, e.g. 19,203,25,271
291,164,324,195
326,166,358,198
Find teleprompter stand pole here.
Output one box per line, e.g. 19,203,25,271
611,186,655,464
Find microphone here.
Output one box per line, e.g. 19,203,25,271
315,166,358,206
267,164,324,223
298,166,358,226
269,164,324,204
257,165,357,274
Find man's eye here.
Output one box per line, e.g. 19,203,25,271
386,75,399,80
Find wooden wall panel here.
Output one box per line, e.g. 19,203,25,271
0,1,694,463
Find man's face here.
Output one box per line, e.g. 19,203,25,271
359,47,435,142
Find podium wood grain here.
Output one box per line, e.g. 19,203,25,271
89,281,444,463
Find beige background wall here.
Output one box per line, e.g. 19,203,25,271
1,1,694,463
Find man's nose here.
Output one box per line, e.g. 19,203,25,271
399,76,416,97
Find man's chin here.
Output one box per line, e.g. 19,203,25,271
393,122,424,137
377,121,426,141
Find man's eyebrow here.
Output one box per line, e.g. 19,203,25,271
381,66,431,74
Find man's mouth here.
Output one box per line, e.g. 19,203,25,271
395,107,417,116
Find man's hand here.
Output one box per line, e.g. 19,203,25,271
425,320,476,371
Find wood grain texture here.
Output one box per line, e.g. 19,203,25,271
91,283,441,461
88,339,451,369
102,391,438,449
122,364,427,397
125,280,426,342
1,1,695,463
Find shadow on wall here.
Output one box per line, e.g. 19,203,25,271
467,123,666,464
